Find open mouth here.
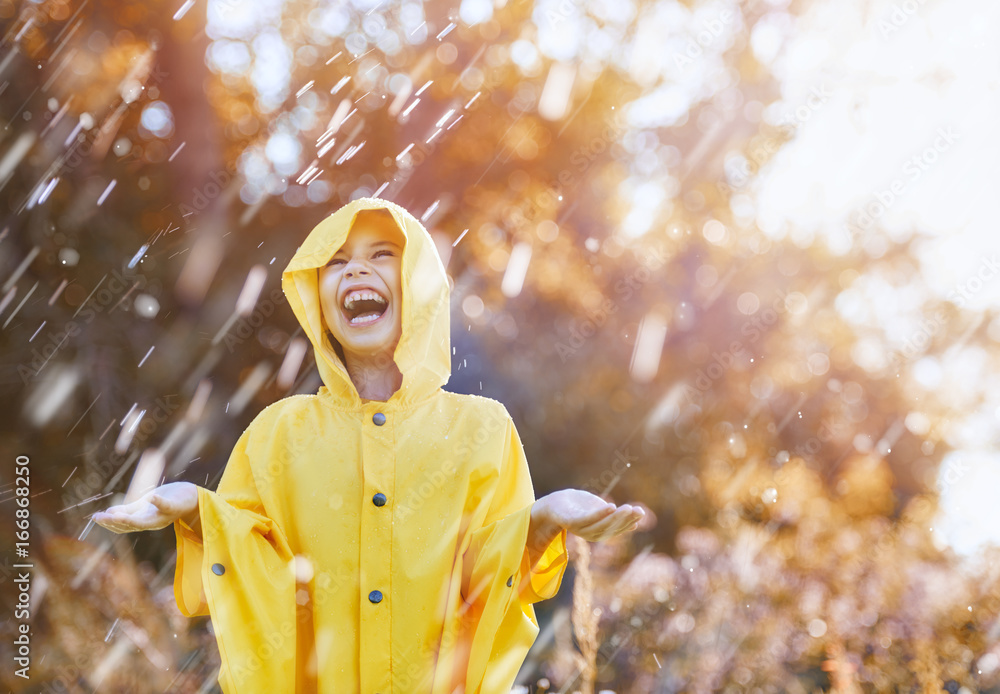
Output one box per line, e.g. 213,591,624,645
342,289,388,325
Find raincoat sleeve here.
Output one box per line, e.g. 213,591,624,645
459,410,569,693
172,423,298,693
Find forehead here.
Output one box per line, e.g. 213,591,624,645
338,210,404,250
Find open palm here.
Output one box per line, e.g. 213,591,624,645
92,482,198,534
541,488,645,542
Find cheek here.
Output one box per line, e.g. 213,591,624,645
320,271,337,293
320,277,339,316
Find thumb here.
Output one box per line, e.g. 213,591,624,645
149,493,172,511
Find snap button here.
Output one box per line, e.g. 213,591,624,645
212,563,225,576
373,492,387,507
507,575,513,587
369,590,383,604
372,412,386,426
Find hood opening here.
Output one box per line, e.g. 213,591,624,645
316,206,401,373
281,197,452,408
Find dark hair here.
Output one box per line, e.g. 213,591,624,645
327,328,346,365
317,266,348,366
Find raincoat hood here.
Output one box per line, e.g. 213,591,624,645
281,197,450,407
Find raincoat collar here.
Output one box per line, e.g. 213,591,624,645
281,197,451,410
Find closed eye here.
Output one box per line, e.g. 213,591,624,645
325,248,395,267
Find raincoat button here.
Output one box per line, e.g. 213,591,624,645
212,563,225,576
369,590,383,603
373,492,387,507
507,575,513,587
373,412,386,426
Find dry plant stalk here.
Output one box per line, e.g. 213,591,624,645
912,638,943,694
822,641,861,694
570,534,598,694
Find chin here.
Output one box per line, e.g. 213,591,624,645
332,323,401,360
344,337,396,357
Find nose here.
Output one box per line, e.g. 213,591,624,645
343,258,371,278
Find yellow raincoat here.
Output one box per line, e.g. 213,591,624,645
172,197,569,693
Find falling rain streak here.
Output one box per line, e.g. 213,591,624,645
4,2,994,690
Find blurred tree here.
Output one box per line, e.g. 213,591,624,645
1,0,997,692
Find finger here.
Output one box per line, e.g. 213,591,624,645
590,507,643,539
556,501,614,528
574,503,616,525
98,508,160,533
111,499,146,516
611,505,644,522
572,507,634,539
93,511,122,528
149,494,174,512
104,512,141,533
95,514,130,534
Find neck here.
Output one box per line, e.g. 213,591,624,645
343,351,403,402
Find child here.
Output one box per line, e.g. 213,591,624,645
94,197,644,693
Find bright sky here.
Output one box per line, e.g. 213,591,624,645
748,0,1000,557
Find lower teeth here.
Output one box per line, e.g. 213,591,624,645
350,312,382,324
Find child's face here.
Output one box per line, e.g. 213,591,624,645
319,212,404,362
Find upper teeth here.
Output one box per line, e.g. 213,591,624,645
343,291,387,310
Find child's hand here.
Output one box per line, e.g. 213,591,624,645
92,482,199,534
534,489,645,543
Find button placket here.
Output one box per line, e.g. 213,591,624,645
359,403,393,693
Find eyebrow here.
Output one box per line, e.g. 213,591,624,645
327,240,402,263
333,240,401,254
